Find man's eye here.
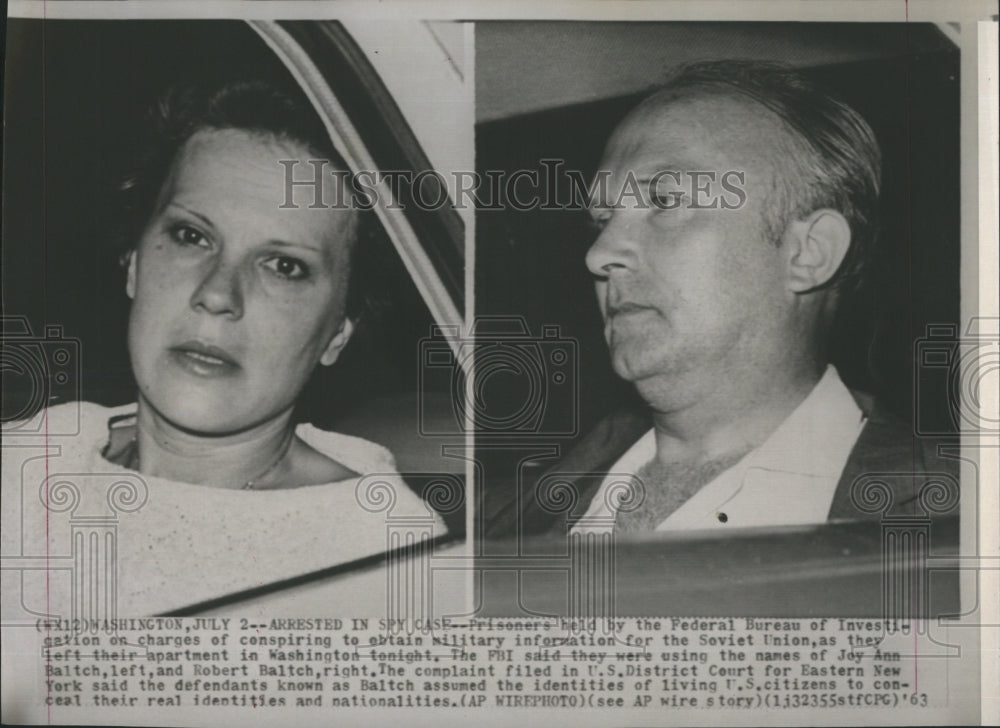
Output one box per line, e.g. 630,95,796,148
169,224,208,247
648,188,686,210
262,256,309,280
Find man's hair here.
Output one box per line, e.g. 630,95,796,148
117,76,376,322
650,59,882,291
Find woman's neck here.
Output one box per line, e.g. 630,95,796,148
132,398,297,489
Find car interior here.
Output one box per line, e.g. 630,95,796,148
473,21,963,617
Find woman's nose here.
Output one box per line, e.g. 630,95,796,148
585,213,639,277
189,258,244,319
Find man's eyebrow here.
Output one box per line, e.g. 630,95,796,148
629,160,699,177
635,171,684,182
586,165,685,203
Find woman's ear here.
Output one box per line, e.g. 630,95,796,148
125,250,137,299
784,209,851,293
320,318,355,366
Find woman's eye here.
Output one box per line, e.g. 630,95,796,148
169,224,208,247
262,256,309,280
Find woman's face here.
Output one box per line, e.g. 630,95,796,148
126,128,356,435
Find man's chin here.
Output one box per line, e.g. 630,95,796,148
609,345,693,385
610,350,666,384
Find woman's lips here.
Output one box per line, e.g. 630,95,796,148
168,341,240,377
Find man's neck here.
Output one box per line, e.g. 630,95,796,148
644,361,826,466
134,399,296,489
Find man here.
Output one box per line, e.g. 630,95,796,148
490,60,958,536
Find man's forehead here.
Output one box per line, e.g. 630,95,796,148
602,91,786,168
588,90,791,209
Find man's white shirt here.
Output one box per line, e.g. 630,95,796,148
573,365,867,533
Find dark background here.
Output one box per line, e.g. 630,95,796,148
474,23,962,526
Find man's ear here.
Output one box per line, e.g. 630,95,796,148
320,318,355,366
125,250,137,299
784,209,851,293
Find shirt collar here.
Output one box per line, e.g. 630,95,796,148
745,365,866,478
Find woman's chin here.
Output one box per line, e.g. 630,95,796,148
139,392,262,437
133,360,300,436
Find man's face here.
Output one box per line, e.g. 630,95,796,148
127,128,356,434
585,93,798,394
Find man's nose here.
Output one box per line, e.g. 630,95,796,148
189,257,244,319
584,213,639,277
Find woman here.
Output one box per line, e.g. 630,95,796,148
1,78,445,616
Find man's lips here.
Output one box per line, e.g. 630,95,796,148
169,340,240,374
606,301,655,317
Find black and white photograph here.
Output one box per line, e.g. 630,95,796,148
476,20,967,616
1,2,996,727
1,17,470,619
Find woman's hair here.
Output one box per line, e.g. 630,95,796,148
117,75,381,324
